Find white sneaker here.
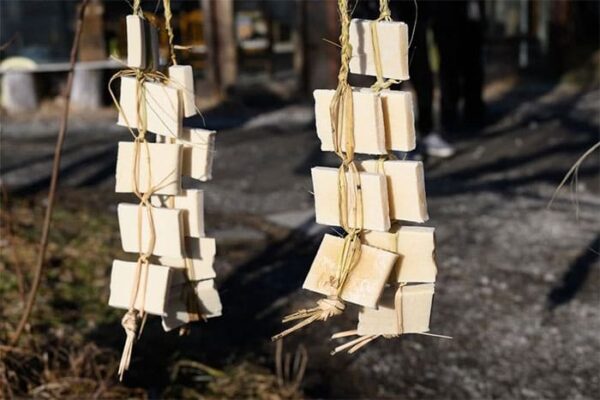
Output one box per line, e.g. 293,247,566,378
422,133,456,158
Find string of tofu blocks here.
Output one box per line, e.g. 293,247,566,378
107,0,221,379
273,0,449,353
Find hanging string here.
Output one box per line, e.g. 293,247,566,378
370,0,399,92
132,0,142,16
162,0,178,66
272,0,364,341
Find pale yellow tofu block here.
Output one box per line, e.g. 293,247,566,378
117,77,182,138
161,279,222,331
181,128,216,181
358,159,428,222
349,19,409,81
169,65,196,117
108,259,174,315
363,225,437,283
312,166,391,232
159,237,217,282
126,15,146,69
378,89,416,151
118,203,184,257
303,234,397,308
314,89,386,155
357,284,434,335
115,142,182,196
151,190,205,237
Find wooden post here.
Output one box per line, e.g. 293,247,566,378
201,0,237,96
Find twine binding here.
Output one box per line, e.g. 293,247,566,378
272,0,365,341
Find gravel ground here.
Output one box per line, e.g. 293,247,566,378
1,79,599,399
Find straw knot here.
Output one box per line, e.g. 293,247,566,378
316,297,345,318
121,310,139,336
118,310,140,380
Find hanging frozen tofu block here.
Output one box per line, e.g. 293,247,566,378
358,160,428,222
314,89,386,155
162,279,222,331
169,65,196,117
181,128,216,181
349,19,409,81
117,77,182,138
152,190,205,237
159,237,217,282
126,15,146,69
115,142,182,195
312,166,390,231
363,225,437,283
357,284,434,335
118,203,184,257
108,260,174,315
378,89,416,151
303,234,397,308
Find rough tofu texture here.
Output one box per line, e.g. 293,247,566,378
349,19,409,80
159,237,217,282
126,15,145,69
118,203,184,257
357,284,434,335
363,225,437,283
181,128,216,181
151,190,205,237
117,77,182,138
312,166,391,231
314,88,386,155
108,259,173,315
161,279,222,331
115,142,182,196
303,234,398,308
169,65,196,117
358,159,429,222
377,89,416,151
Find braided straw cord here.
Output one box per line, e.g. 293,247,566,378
272,0,365,341
162,0,178,66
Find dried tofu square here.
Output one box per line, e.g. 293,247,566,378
312,166,391,232
349,19,409,80
108,259,174,315
118,203,184,258
303,234,397,308
115,142,182,196
314,88,386,155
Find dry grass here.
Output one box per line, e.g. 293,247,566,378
0,191,303,398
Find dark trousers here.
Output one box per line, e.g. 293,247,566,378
433,19,485,132
408,15,434,135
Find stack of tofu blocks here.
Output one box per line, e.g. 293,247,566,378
305,18,438,337
108,14,222,332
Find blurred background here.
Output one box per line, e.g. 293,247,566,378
0,0,598,398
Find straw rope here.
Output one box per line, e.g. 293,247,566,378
272,0,364,341
162,0,178,66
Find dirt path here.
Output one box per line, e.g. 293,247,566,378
1,80,598,398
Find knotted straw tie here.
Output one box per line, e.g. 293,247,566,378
272,0,364,341
111,0,169,378
370,0,400,92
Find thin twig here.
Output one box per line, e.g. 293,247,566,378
548,141,600,209
10,0,91,346
0,33,18,51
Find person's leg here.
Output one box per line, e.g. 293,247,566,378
461,20,485,128
407,14,434,135
434,22,461,134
